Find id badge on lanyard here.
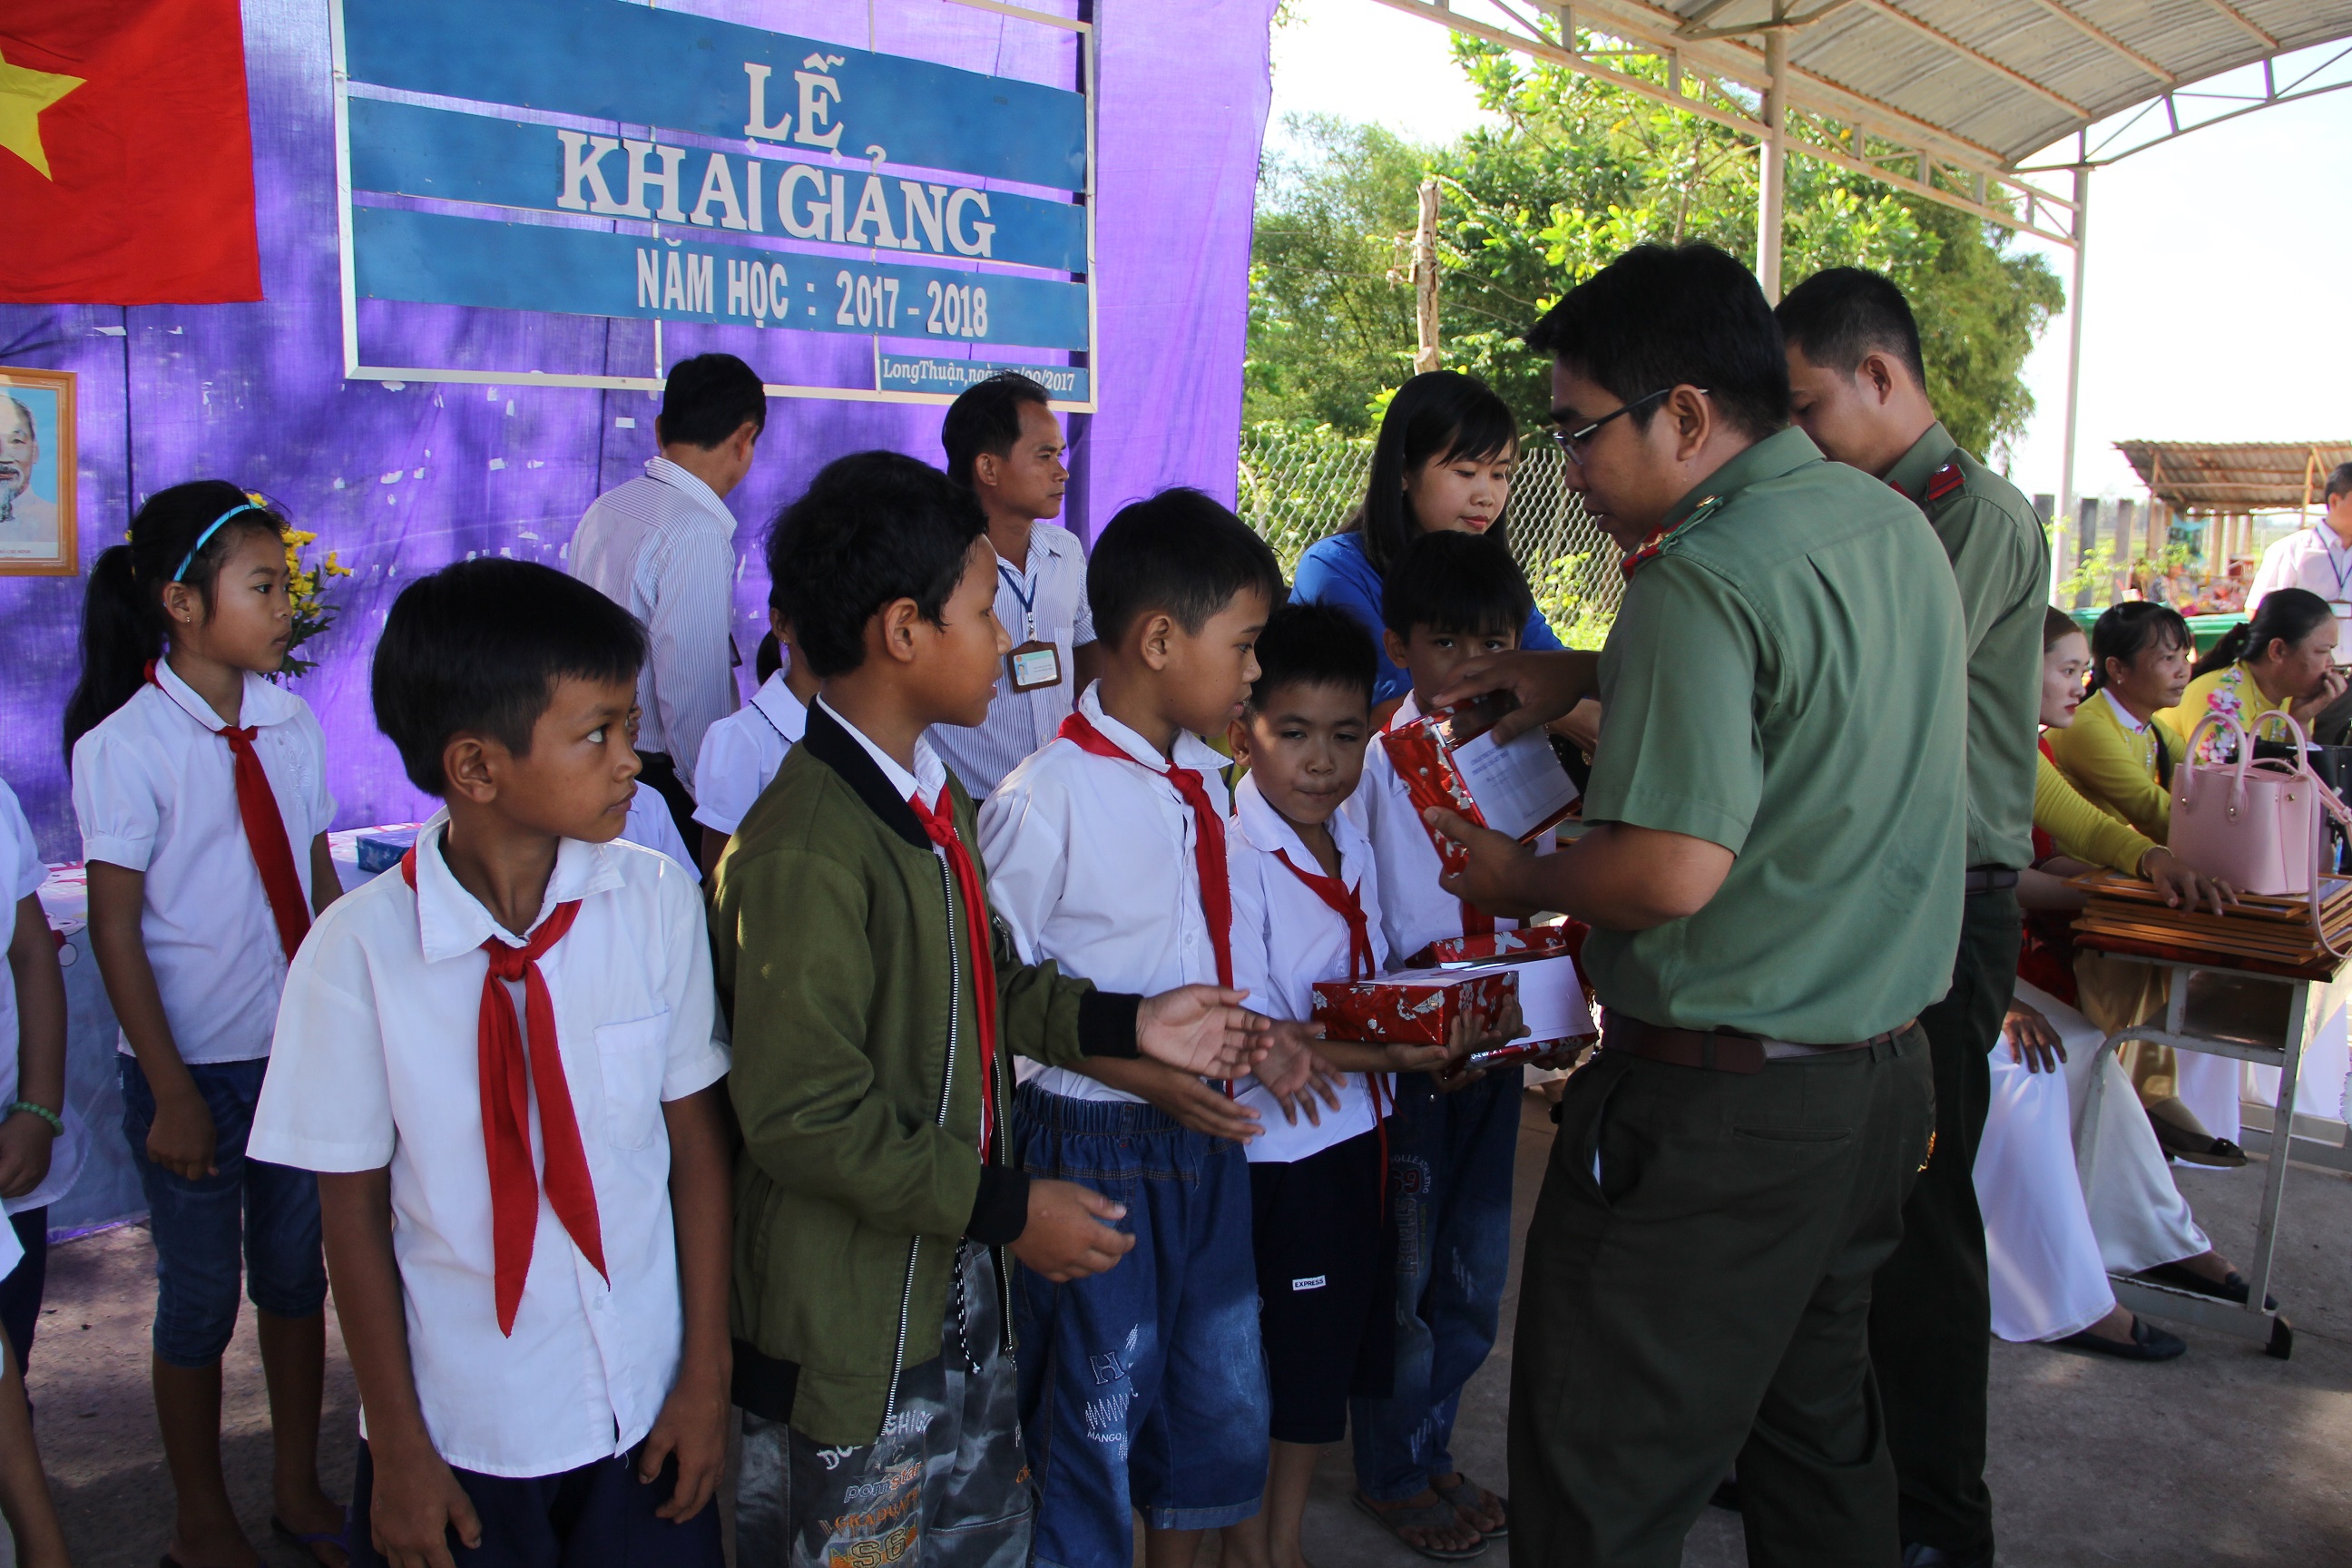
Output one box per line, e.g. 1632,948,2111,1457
999,560,1063,692
2323,532,2352,667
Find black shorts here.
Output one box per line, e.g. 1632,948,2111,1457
1250,1126,1395,1445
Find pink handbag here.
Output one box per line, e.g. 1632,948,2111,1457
2171,710,2351,904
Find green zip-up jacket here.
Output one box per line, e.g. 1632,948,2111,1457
711,702,1141,1446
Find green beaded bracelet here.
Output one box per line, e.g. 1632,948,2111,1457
5,1101,61,1136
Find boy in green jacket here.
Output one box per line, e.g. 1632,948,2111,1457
713,452,1274,1568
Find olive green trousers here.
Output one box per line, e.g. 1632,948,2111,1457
1508,1028,1935,1568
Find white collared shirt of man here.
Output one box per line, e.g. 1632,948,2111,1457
692,671,811,838
568,456,741,789
927,520,1095,798
71,657,335,1064
249,813,730,1478
2249,518,2352,628
979,681,1227,1103
1226,770,1389,1164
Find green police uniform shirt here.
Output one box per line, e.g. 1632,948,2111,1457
1583,426,1968,1043
1883,421,2050,872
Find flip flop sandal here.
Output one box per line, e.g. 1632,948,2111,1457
1352,1491,1486,1561
1435,1475,1510,1538
271,1516,351,1567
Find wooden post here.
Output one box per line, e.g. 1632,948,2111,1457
1413,177,1442,376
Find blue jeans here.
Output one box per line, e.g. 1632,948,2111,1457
1011,1085,1269,1568
1351,1069,1519,1502
120,1055,327,1367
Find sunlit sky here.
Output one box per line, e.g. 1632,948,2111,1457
1266,0,2352,506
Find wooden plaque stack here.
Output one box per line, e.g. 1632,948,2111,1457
2071,871,2352,981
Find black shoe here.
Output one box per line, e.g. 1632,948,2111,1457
2053,1316,2188,1361
1707,1475,1740,1513
2148,1107,2249,1167
1901,1543,1993,1568
2136,1260,2278,1311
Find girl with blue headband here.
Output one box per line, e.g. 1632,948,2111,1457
62,479,349,1568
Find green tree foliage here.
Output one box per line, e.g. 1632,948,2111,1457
1247,33,2065,464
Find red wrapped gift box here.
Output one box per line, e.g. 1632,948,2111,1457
1311,970,1516,1046
1426,926,1573,965
1379,695,1580,875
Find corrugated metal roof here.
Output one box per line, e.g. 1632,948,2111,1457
1666,0,2352,166
2116,438,2352,509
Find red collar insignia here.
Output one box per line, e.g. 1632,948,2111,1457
1925,461,1965,503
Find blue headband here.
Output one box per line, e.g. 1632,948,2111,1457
172,500,266,583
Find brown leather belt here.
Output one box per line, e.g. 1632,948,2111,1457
1599,1009,1918,1075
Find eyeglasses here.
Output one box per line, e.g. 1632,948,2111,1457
1546,387,1700,463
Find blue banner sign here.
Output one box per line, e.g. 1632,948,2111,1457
347,98,1088,275
879,356,1089,401
354,207,1091,349
341,0,1087,191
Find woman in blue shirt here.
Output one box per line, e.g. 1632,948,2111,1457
1291,370,1562,706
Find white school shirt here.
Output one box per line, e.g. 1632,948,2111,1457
2249,524,2352,615
568,456,740,788
1345,692,1529,965
0,779,80,1214
1227,773,1389,1163
691,671,808,835
619,789,700,885
929,522,1097,798
979,682,1230,1103
72,660,335,1064
248,811,729,1479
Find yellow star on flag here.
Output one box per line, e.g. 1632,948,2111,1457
0,47,85,181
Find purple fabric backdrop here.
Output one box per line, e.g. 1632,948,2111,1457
0,0,1277,860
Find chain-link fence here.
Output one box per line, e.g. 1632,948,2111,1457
1235,425,1622,649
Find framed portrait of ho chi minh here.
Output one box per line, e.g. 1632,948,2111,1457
0,368,76,576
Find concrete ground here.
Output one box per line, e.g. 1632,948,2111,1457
20,1095,2352,1567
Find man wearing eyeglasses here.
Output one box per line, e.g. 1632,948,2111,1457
1423,242,1965,1567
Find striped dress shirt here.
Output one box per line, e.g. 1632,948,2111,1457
567,456,740,789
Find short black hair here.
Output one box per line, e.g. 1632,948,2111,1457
1776,267,1927,388
1380,529,1533,640
1524,242,1788,443
657,353,767,448
2328,462,2352,504
1088,487,1283,648
769,451,986,677
1248,601,1377,713
940,372,1053,491
373,559,646,795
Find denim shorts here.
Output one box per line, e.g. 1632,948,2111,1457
1011,1085,1269,1568
120,1054,327,1367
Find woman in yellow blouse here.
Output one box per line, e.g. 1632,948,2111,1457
2155,586,2345,760
2044,602,2192,843
2034,605,2249,1167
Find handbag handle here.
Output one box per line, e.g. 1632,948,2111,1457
2177,710,2253,815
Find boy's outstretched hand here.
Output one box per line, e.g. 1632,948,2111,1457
1013,1180,1138,1281
638,1361,729,1521
1136,984,1273,1077
1255,1019,1333,1126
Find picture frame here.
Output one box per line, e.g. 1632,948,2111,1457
0,368,77,577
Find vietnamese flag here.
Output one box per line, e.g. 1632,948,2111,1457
0,0,262,305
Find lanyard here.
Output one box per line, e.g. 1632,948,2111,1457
997,560,1036,639
2319,528,2352,599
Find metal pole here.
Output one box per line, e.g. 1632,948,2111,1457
2059,161,2090,524
1757,26,1788,302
